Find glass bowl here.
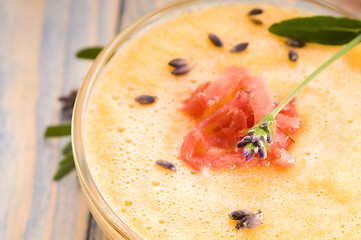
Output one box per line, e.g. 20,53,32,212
72,0,356,239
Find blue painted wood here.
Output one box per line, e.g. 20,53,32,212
25,0,86,239
0,0,49,238
87,216,107,240
120,0,174,29
0,0,119,239
23,0,88,237
0,0,16,233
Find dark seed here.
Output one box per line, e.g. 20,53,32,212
208,33,223,47
229,209,251,220
248,8,263,15
288,50,299,62
230,42,249,53
135,95,157,104
250,18,263,25
285,39,305,48
235,210,263,230
171,64,192,75
155,159,177,171
169,58,189,67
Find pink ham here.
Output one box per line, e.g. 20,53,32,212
180,67,300,170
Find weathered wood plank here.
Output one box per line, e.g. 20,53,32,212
30,0,120,238
87,216,108,240
0,0,45,239
47,1,120,239
24,0,87,238
0,0,119,239
97,0,123,46
119,0,174,30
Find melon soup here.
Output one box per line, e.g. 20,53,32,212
74,1,361,239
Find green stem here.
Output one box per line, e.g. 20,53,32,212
271,33,361,117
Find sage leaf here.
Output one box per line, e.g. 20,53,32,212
44,124,71,138
59,152,73,166
76,46,103,59
269,16,361,45
62,141,72,155
54,155,75,180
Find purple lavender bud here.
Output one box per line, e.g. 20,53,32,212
243,136,252,142
230,42,249,53
248,8,263,16
260,135,267,142
259,148,266,159
248,130,255,136
135,95,157,104
252,136,261,142
289,50,299,62
242,148,251,157
246,150,255,161
172,64,192,75
235,211,263,230
261,121,270,127
208,33,223,47
155,159,177,171
285,39,305,48
253,147,259,153
168,58,189,67
229,209,251,220
265,125,271,133
267,132,272,143
237,139,248,148
237,136,253,148
256,140,263,148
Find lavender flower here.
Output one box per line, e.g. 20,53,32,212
236,114,274,161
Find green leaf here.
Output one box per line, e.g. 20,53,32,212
62,141,72,155
76,46,103,59
59,152,73,166
54,153,75,180
44,124,71,138
269,16,361,45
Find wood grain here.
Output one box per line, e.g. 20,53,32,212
0,0,359,239
0,0,120,239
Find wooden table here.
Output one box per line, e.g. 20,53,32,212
1,0,360,239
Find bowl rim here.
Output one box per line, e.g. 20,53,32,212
71,0,357,239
